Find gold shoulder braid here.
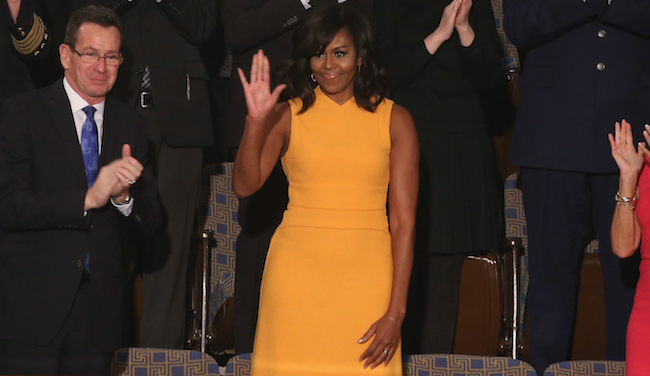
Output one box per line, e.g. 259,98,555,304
11,13,48,57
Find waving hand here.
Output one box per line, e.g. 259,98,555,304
237,50,286,124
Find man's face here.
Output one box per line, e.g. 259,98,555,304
59,22,121,105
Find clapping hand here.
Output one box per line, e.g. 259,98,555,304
237,50,286,125
455,0,473,30
111,144,142,200
84,144,142,209
434,0,462,42
427,0,475,52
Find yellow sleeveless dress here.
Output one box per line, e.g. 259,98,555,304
250,86,401,375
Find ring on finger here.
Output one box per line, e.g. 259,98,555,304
126,178,136,185
383,350,390,355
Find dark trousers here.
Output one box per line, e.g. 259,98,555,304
233,164,287,354
0,280,113,375
521,167,638,375
135,109,204,349
402,253,466,354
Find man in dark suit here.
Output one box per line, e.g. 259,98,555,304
221,0,372,354
0,5,160,375
503,1,650,374
86,0,217,349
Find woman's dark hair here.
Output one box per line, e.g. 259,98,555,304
64,5,123,48
283,6,390,113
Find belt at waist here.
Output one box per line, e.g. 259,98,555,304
279,205,389,231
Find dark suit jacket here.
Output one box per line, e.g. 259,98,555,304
504,0,650,173
88,0,216,147
0,80,160,350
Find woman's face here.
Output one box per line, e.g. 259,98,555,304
310,28,362,105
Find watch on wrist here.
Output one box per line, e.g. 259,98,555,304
119,193,132,205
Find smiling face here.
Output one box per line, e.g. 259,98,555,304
59,22,121,105
310,28,362,105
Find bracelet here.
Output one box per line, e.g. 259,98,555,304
615,191,638,209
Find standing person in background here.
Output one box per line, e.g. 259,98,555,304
374,0,504,354
503,0,650,373
221,0,373,354
85,0,217,349
0,6,160,374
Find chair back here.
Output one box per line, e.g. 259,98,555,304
542,360,626,376
110,348,220,375
404,354,537,376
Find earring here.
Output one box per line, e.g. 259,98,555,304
357,65,361,72
310,73,317,83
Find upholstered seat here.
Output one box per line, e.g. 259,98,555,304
110,348,220,376
542,360,625,376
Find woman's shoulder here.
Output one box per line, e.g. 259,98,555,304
390,103,412,122
389,103,417,138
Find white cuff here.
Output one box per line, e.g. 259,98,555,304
299,0,311,10
111,197,134,217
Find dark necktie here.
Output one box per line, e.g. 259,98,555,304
81,105,98,272
81,106,98,188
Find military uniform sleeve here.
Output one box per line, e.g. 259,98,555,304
9,0,50,60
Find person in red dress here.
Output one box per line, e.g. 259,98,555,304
609,119,650,376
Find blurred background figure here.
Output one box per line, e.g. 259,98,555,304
374,0,504,354
503,0,650,374
85,0,217,349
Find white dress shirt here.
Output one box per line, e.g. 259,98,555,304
63,77,134,216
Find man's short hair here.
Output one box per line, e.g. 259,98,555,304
63,5,122,48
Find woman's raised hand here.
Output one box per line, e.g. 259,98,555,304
237,50,286,124
608,120,646,178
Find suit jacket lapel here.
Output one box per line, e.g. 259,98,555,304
47,80,88,189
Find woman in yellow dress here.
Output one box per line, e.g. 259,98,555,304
233,6,419,375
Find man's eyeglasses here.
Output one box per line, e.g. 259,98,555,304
69,45,123,66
